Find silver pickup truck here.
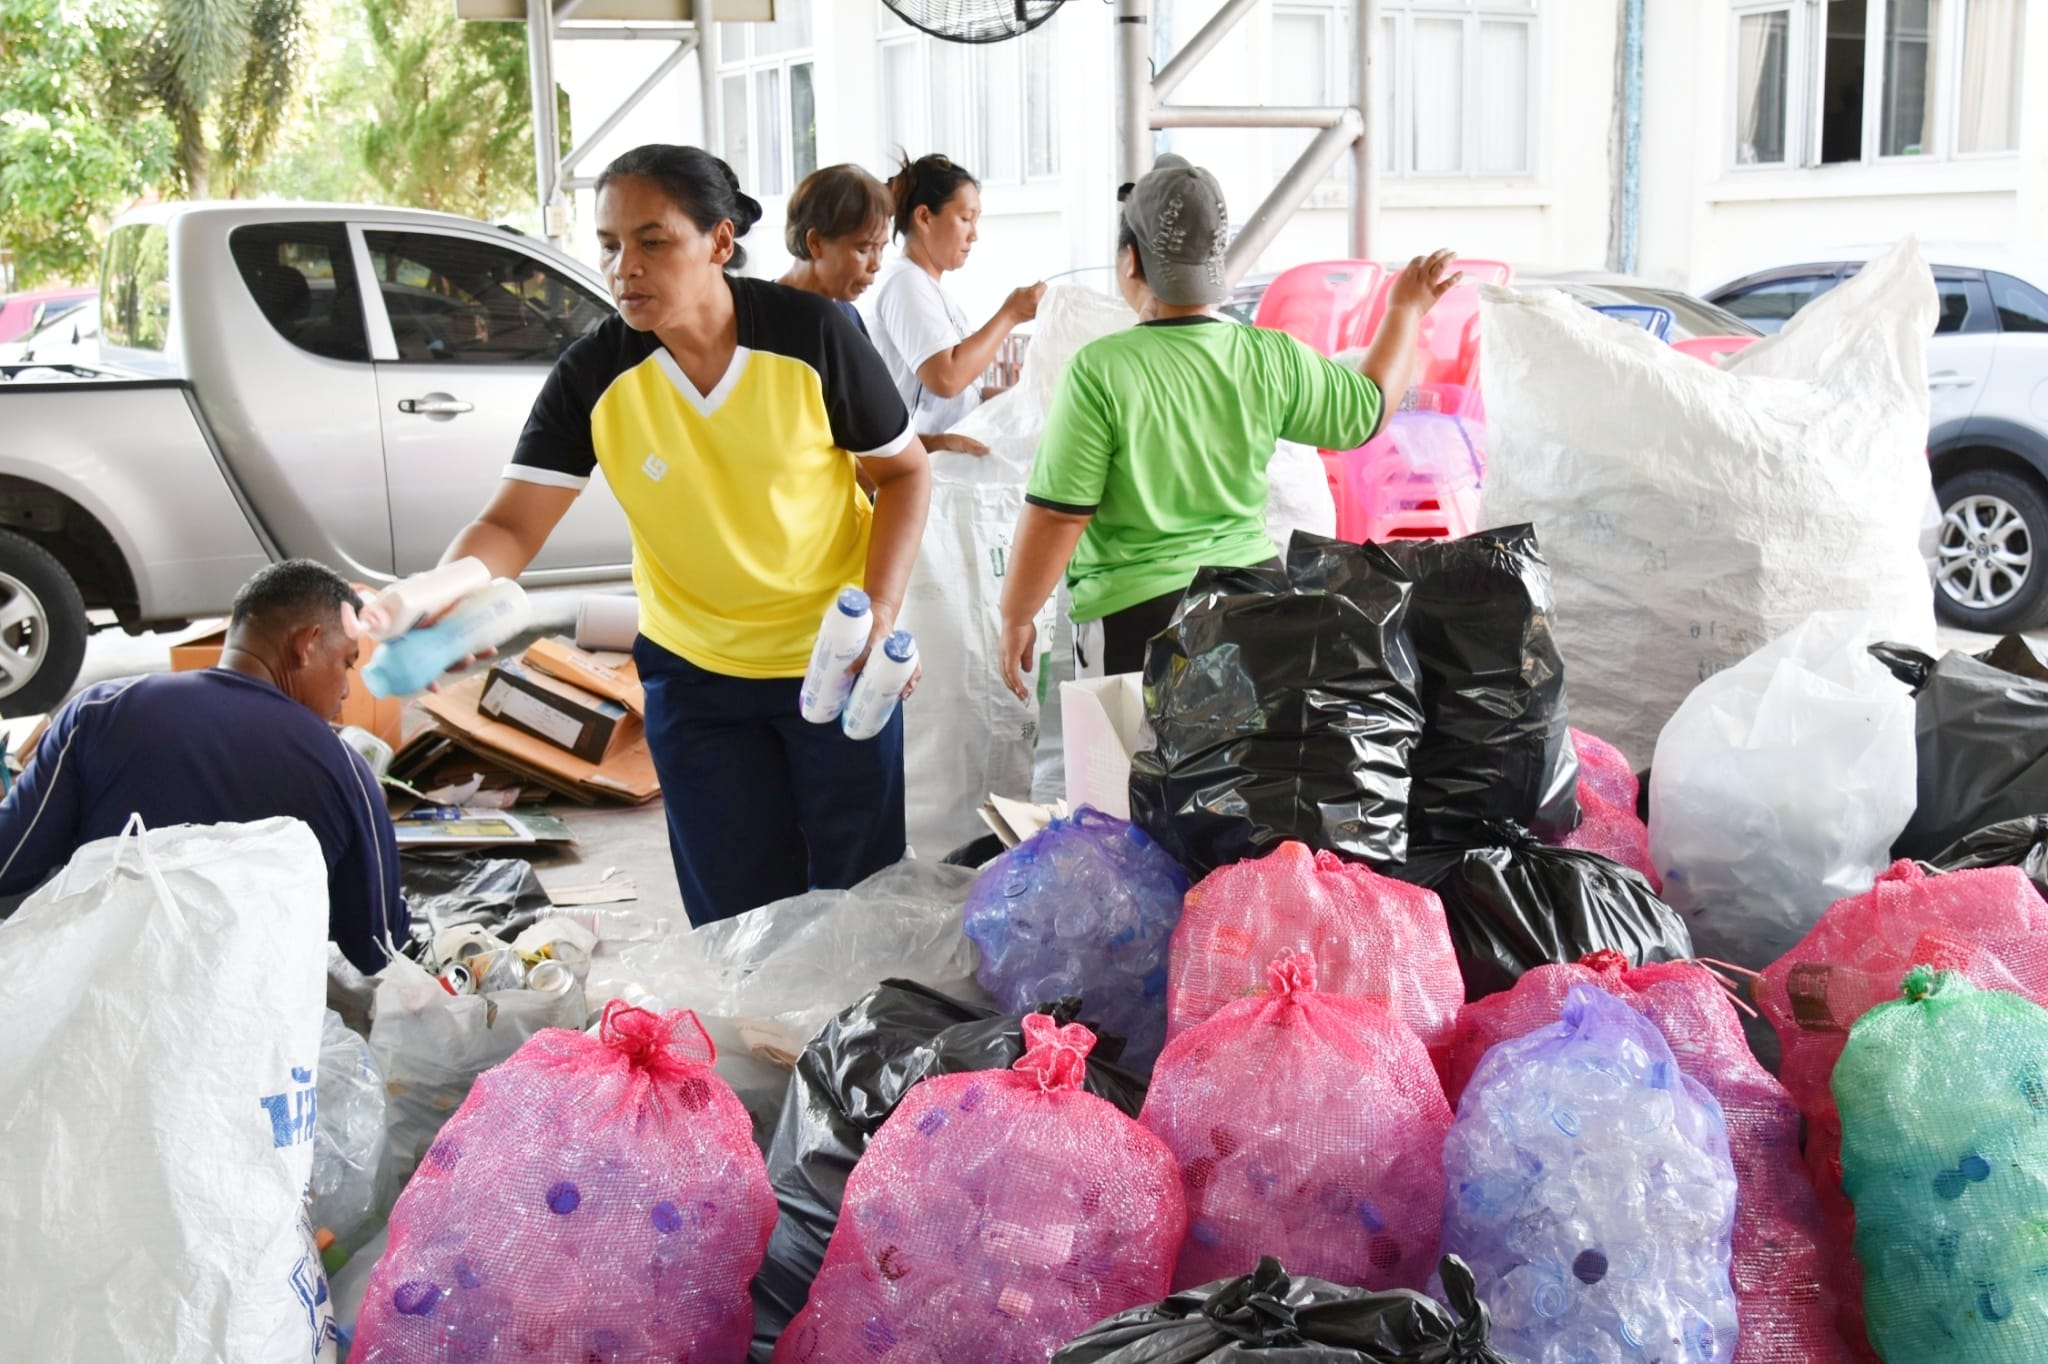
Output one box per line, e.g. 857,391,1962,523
0,202,632,711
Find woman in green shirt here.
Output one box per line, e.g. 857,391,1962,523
996,155,1459,696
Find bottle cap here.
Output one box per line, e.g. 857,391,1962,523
836,587,872,617
882,630,916,664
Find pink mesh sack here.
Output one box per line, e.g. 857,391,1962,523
1166,841,1462,1065
1444,952,1855,1364
1141,951,1452,1294
353,1002,776,1363
1759,858,2048,1358
772,1016,1187,1364
1551,728,1660,891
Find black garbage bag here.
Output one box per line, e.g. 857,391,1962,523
1383,525,1579,844
1929,816,2048,899
748,979,1147,1361
1130,534,1423,875
1873,636,2048,859
396,853,552,958
1386,821,1692,1002
1052,1254,1507,1363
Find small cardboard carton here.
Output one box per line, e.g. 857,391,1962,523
170,625,403,747
480,657,633,763
522,636,645,716
1060,674,1150,821
419,670,659,806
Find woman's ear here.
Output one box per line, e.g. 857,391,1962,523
805,227,825,261
710,219,737,266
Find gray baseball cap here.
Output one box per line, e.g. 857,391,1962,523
1120,153,1230,307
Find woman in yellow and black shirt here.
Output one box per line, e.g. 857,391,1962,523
439,144,932,925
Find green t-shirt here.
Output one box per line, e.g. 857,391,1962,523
1026,317,1383,621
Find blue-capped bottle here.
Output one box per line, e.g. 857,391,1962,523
799,588,874,724
361,580,531,698
841,630,918,741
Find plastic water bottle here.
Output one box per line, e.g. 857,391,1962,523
361,580,531,698
359,557,492,642
840,629,917,741
799,588,874,724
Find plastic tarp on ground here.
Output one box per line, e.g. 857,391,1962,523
901,286,1132,858
1481,237,1938,768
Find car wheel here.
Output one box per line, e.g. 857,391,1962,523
0,529,89,715
1934,468,2048,633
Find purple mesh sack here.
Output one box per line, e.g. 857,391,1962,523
352,1002,775,1362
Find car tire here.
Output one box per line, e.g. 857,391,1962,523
0,529,89,716
1934,468,2048,634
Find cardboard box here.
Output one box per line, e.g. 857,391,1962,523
419,670,659,805
1061,674,1150,821
170,625,404,747
480,657,633,763
523,636,646,716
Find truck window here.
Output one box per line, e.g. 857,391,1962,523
228,223,371,362
362,230,610,365
101,225,171,351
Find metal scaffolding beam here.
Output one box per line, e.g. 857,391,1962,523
1116,0,1378,284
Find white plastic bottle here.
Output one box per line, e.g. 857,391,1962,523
840,630,918,741
359,557,492,642
360,579,532,698
799,588,874,724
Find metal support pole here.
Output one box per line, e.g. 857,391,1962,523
560,33,695,176
552,23,696,39
525,0,563,242
1351,0,1376,259
1224,111,1363,284
1152,0,1261,104
1115,0,1155,186
698,18,720,156
1151,105,1354,129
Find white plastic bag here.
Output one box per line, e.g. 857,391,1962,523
0,816,336,1363
1649,611,1918,970
1483,238,1938,766
901,285,1133,856
368,951,587,1181
312,1009,388,1249
1266,438,1337,549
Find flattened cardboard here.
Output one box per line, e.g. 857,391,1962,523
420,671,659,805
1060,674,1150,821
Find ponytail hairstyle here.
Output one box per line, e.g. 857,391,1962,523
886,151,978,242
785,164,893,258
595,144,764,271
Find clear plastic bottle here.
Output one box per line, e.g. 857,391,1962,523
361,579,531,698
799,588,873,724
359,557,492,641
840,630,918,741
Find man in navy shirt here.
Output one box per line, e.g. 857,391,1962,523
0,560,405,970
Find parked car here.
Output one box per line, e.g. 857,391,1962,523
0,201,630,712
0,286,96,344
1708,245,2048,632
0,300,99,367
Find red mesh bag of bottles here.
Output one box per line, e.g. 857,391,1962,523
1141,951,1453,1294
1444,951,1855,1364
1758,858,2048,1359
1166,841,1462,1065
352,1002,776,1363
771,1016,1186,1364
1550,728,1660,891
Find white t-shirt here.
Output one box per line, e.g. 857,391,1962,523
866,257,982,435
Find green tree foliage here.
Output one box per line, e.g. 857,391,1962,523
0,0,175,285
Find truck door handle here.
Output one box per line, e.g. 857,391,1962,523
1928,374,1978,389
397,395,475,416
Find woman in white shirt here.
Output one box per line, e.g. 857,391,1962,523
868,153,1044,444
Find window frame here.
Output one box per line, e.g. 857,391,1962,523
717,2,817,198
1368,0,1542,181
874,5,1062,187
1728,0,2021,172
1987,272,2048,334
345,223,611,366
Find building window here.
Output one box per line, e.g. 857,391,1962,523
1731,0,2023,168
876,3,1061,184
718,0,815,197
1291,0,1535,180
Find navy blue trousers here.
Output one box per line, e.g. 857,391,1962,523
635,637,907,927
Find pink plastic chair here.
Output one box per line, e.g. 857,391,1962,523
1672,334,1759,366
1323,411,1485,545
1254,260,1387,356
1358,259,1513,390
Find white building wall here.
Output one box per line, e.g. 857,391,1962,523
551,0,2043,309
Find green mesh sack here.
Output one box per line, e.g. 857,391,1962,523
1833,968,2048,1362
